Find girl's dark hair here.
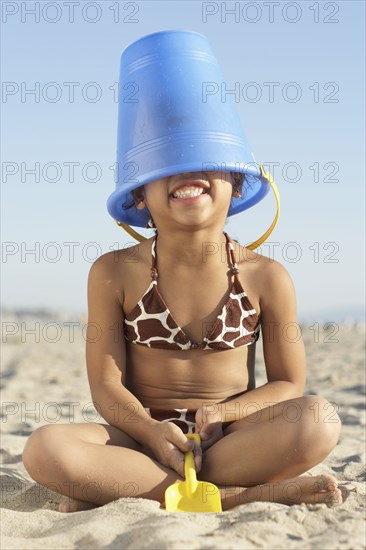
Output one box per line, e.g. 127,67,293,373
231,171,245,197
121,171,245,212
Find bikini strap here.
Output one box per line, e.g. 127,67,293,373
224,232,240,278
150,234,158,280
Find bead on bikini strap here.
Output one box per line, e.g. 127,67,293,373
150,267,158,280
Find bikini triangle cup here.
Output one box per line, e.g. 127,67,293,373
115,164,280,250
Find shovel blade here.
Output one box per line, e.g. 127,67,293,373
165,480,222,512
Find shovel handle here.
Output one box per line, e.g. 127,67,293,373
184,434,201,495
186,433,201,445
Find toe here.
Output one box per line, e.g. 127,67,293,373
317,475,330,491
314,474,338,492
58,499,74,513
325,488,343,507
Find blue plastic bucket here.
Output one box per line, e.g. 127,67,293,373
107,30,270,228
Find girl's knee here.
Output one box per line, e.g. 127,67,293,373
298,395,341,457
22,424,69,477
302,395,341,432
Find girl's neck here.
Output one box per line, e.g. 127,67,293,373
154,228,229,271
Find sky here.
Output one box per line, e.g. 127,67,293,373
1,0,365,323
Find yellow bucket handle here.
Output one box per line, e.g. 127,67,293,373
115,163,280,250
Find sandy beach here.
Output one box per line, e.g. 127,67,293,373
1,310,365,550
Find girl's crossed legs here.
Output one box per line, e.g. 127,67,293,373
22,395,342,512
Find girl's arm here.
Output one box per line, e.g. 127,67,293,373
85,255,159,445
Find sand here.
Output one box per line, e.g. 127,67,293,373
1,311,365,550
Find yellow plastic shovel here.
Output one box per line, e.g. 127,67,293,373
164,433,222,512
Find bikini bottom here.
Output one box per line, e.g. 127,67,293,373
144,408,196,434
144,406,237,434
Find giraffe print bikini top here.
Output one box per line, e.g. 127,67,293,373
123,232,261,351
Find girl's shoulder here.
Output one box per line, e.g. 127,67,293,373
235,240,295,298
94,237,154,270
89,236,153,284
235,239,286,272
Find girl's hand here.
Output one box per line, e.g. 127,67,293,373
146,422,202,478
195,404,224,452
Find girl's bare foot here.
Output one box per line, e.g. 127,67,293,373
58,497,100,513
269,474,343,506
219,474,343,510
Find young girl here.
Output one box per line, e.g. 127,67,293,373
22,168,342,512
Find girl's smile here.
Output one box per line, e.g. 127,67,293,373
169,187,210,205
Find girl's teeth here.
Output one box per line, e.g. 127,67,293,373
172,186,205,199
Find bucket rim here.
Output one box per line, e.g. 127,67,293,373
121,29,209,56
107,167,271,227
